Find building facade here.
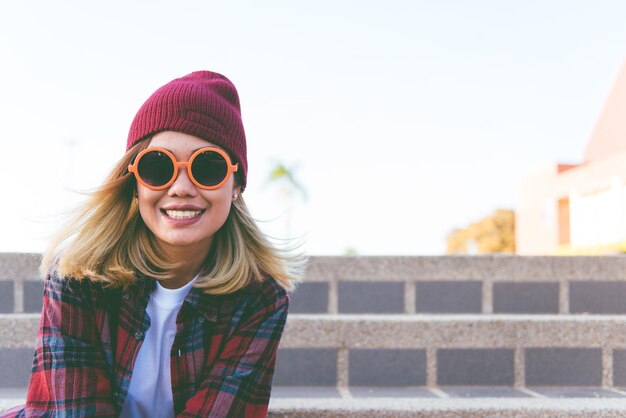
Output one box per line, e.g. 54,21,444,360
517,61,626,254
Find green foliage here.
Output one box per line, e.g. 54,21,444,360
264,161,308,202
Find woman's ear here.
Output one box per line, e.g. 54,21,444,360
232,186,241,201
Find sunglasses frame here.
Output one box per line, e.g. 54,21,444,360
128,146,238,191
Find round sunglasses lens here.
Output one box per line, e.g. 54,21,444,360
137,151,174,187
191,151,228,187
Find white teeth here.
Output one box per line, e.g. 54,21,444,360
165,210,202,219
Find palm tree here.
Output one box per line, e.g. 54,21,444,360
263,161,307,238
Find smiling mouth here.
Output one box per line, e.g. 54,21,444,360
161,209,206,219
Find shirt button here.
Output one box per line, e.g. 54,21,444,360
122,293,130,300
134,331,143,339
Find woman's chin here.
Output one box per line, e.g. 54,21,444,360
156,235,213,252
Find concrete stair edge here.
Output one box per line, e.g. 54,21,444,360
3,396,626,418
267,398,626,418
3,313,626,349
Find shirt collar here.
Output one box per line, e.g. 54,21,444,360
136,272,219,323
185,284,219,322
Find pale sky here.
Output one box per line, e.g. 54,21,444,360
1,0,626,255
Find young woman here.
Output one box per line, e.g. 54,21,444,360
1,71,306,418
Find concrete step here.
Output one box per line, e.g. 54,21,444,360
3,314,626,389
268,397,626,418
4,253,626,315
276,314,626,388
3,387,626,417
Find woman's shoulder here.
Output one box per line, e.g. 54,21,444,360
42,263,123,308
238,274,290,310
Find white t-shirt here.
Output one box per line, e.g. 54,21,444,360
120,274,199,418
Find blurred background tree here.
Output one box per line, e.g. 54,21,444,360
263,161,307,238
447,209,515,254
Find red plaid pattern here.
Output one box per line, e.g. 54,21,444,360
1,268,289,417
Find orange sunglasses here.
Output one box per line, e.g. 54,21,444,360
128,146,238,191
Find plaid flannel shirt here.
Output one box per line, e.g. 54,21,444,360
1,268,289,418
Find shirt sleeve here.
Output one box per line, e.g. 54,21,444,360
22,269,118,417
177,282,290,418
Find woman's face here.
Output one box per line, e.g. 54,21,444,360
136,131,239,255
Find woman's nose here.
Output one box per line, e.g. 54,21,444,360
168,166,198,197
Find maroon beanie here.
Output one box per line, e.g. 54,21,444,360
127,71,247,189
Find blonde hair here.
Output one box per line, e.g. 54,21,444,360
41,140,307,294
